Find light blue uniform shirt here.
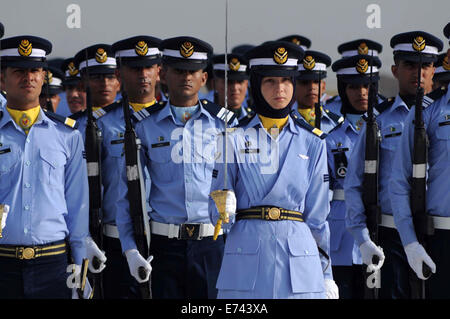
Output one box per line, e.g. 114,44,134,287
344,95,410,246
326,119,362,266
0,108,89,264
390,85,450,246
0,94,7,110
116,100,236,252
209,114,331,298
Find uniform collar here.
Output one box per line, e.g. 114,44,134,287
156,99,211,123
0,106,54,130
390,94,410,113
246,112,299,135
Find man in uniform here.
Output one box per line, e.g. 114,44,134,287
0,35,89,298
39,65,64,112
61,57,86,114
432,52,450,90
70,44,121,135
326,39,385,115
389,22,450,299
326,54,383,299
344,31,442,298
116,36,237,299
93,35,163,299
292,50,343,134
211,53,252,121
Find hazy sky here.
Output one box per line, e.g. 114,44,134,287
1,0,449,93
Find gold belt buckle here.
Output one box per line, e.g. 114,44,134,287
17,247,35,259
268,207,281,220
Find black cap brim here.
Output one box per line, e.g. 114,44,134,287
394,52,438,63
297,71,327,81
118,57,161,68
338,74,380,84
3,60,47,69
251,67,298,78
81,65,116,75
163,59,207,71
63,78,82,86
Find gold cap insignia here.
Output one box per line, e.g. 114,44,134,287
229,58,241,71
356,59,369,74
44,70,53,84
135,41,149,56
68,62,79,76
292,38,301,46
18,39,32,57
180,42,194,58
303,56,315,70
443,56,450,71
273,47,288,64
95,48,108,63
358,42,369,55
412,36,426,52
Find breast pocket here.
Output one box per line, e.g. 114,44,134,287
149,143,175,183
0,146,19,191
435,120,450,161
381,123,403,152
287,236,325,293
38,149,66,187
216,236,260,291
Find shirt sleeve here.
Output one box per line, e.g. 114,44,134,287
64,129,89,265
344,126,371,246
304,138,333,280
389,108,419,246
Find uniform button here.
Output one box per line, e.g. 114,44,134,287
24,205,30,210
304,249,309,255
237,248,242,253
24,228,28,234
25,161,31,166
186,203,190,207
25,183,31,188
26,139,30,143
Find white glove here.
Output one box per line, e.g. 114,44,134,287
360,240,385,272
70,264,93,299
85,236,107,274
125,249,153,283
324,279,339,299
404,241,436,280
1,204,9,230
224,190,237,218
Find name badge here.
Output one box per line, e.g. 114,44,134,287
240,148,259,154
151,142,170,148
0,148,11,155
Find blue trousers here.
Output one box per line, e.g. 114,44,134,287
425,229,450,299
378,226,411,299
150,234,225,299
332,265,365,299
0,252,71,299
102,236,140,299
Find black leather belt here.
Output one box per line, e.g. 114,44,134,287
0,240,67,260
236,206,304,222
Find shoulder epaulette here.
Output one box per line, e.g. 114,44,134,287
325,95,338,104
45,111,78,129
131,100,167,122
291,112,327,139
423,86,448,108
323,108,344,126
238,112,256,127
201,99,237,125
69,109,86,120
91,101,122,119
374,97,395,114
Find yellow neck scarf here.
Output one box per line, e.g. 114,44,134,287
298,106,323,127
7,105,41,135
258,114,289,136
129,100,156,113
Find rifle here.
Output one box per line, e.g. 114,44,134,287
44,69,54,113
83,50,104,299
314,72,322,129
119,62,152,299
362,54,381,299
410,49,433,299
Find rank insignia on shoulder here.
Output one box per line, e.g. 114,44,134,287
45,111,78,129
323,174,330,182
